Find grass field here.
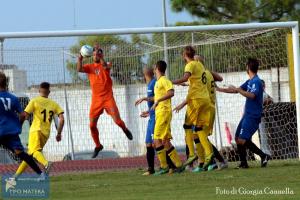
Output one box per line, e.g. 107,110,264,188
1,161,300,200
51,161,299,200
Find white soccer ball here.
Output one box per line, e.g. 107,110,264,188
80,45,93,57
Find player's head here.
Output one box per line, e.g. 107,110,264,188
194,55,205,64
39,82,50,97
246,58,259,75
183,46,196,62
155,60,167,77
142,66,154,82
93,43,103,63
0,72,8,91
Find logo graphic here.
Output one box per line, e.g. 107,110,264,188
2,173,49,198
247,83,256,93
95,69,100,75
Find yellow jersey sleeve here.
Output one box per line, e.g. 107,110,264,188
54,103,64,115
162,78,174,92
184,62,194,74
24,99,35,114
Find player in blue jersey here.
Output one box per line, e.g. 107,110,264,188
217,58,270,168
135,66,176,175
135,67,156,175
0,72,43,177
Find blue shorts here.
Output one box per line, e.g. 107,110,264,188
0,134,24,151
235,116,260,140
145,115,155,144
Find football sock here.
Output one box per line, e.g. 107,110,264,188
246,140,265,158
15,161,28,176
156,145,168,169
18,152,42,174
199,162,204,168
194,138,205,163
197,131,213,162
167,154,176,169
167,146,182,168
185,144,189,159
33,151,48,167
237,144,247,164
90,122,101,148
146,146,155,172
213,145,224,163
185,130,195,157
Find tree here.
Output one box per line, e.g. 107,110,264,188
170,0,300,24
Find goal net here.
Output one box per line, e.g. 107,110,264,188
0,24,299,171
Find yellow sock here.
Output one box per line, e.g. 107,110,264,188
156,146,168,169
167,147,182,168
32,151,48,167
197,130,213,163
185,129,195,157
15,161,28,176
194,138,205,163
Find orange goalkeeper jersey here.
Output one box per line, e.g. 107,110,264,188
83,63,113,97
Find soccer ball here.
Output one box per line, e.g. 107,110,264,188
80,45,93,57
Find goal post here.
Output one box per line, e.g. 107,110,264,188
0,21,299,166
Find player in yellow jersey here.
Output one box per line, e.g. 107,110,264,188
193,55,227,171
151,60,183,175
15,82,65,177
172,46,213,170
174,55,226,171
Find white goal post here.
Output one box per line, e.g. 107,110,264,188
0,21,299,161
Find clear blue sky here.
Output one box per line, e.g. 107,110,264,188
0,0,196,32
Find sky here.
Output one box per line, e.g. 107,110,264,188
0,0,196,32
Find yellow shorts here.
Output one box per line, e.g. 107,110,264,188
27,131,49,155
185,98,211,128
154,111,172,140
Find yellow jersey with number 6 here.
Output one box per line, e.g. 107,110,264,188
25,96,64,136
184,60,210,100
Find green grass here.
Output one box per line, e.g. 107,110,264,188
2,161,300,200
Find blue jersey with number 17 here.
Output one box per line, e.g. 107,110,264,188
0,91,22,136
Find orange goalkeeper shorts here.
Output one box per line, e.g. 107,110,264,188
89,95,120,119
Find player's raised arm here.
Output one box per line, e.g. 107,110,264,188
216,85,238,93
172,72,191,85
236,87,256,99
77,54,84,72
211,71,223,82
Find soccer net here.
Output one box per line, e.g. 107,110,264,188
0,25,298,171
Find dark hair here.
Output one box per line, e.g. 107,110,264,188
261,79,265,85
184,46,196,59
247,58,259,73
156,60,167,73
40,82,50,90
0,72,7,88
